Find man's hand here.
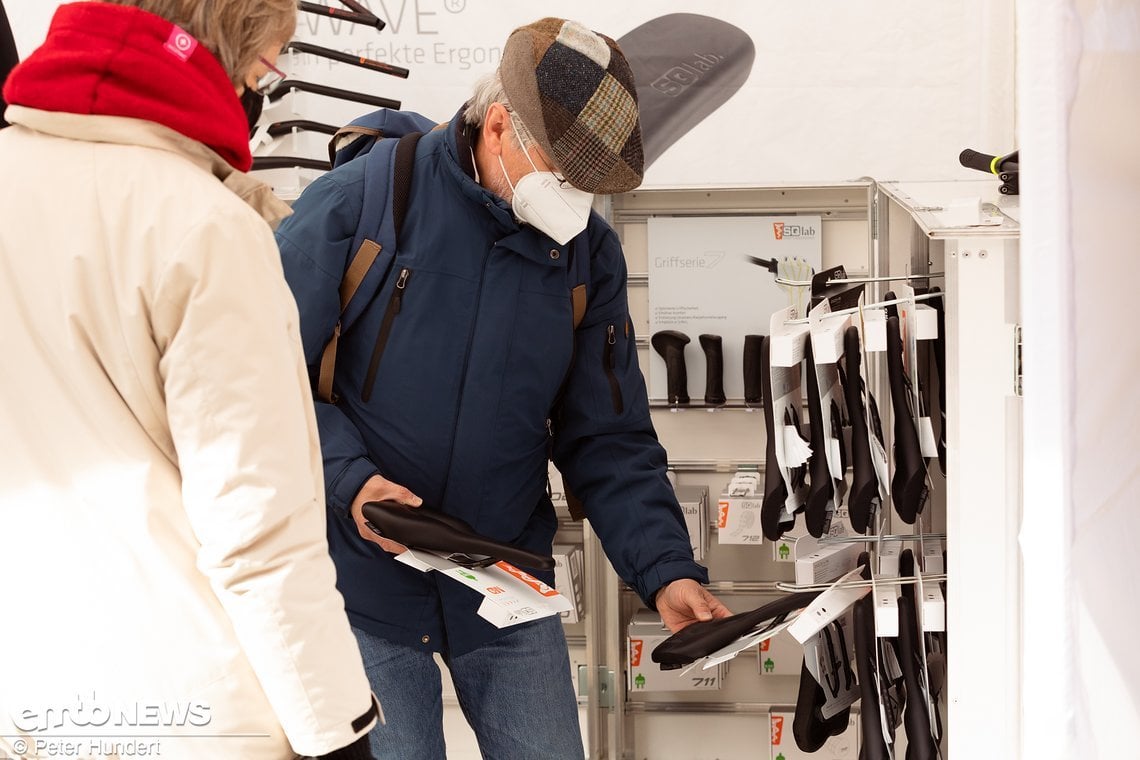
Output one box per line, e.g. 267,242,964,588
655,579,733,633
350,474,422,554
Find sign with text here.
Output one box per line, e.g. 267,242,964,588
646,216,821,403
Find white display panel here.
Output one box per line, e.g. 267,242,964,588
646,216,821,403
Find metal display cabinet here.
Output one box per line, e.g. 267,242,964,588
571,179,1020,759
875,181,1022,759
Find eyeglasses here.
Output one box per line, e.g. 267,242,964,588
254,56,287,96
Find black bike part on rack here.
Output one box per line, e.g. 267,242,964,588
651,591,821,668
651,330,691,405
803,341,833,538
618,14,755,168
887,316,927,524
361,501,555,571
958,147,1018,175
854,551,894,760
897,550,936,760
698,334,727,405
251,156,332,172
286,41,408,78
794,653,851,752
267,79,401,110
883,290,900,322
844,326,879,534
267,119,340,138
297,1,383,29
760,337,793,540
743,334,765,405
929,287,948,474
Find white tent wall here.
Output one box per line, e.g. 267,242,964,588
1019,1,1140,758
6,1,1016,188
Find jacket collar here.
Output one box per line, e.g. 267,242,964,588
6,105,290,225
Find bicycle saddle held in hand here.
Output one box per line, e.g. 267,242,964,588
361,501,555,571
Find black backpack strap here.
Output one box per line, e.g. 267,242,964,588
391,131,421,243
316,131,422,404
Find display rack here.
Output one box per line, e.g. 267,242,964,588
567,179,1020,759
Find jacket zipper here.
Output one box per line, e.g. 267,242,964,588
437,246,493,510
603,323,624,415
362,267,410,402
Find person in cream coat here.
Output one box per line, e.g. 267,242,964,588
0,2,377,758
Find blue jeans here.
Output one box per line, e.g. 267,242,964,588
352,616,585,760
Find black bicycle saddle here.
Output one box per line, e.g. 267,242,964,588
651,591,821,669
761,337,795,540
886,317,927,524
843,326,879,534
361,501,555,571
804,341,834,538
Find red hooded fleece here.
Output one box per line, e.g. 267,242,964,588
3,2,252,171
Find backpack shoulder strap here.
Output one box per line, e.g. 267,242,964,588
317,131,423,403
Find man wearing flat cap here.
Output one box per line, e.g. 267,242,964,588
277,17,729,758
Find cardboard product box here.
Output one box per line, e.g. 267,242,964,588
674,485,709,560
716,497,764,545
757,628,804,677
552,543,584,624
794,541,862,586
770,712,859,759
627,610,724,692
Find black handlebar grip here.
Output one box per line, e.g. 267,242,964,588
959,147,1018,174
268,79,401,110
651,331,691,405
743,334,764,405
698,334,726,405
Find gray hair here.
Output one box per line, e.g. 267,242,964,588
463,70,534,147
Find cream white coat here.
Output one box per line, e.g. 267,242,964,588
0,106,376,759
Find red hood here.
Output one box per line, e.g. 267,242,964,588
3,2,252,172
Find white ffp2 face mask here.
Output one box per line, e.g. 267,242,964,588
497,122,594,245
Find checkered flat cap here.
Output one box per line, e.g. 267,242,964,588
500,17,644,194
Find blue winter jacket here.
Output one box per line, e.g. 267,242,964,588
275,112,707,656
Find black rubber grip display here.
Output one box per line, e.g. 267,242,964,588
618,14,756,167
251,156,332,171
267,119,339,138
298,2,382,28
843,326,878,534
698,334,726,405
361,501,555,571
743,334,764,404
268,79,400,110
287,41,408,78
651,330,691,405
886,316,926,524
